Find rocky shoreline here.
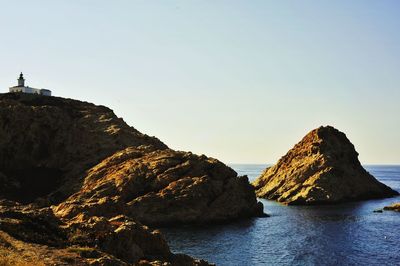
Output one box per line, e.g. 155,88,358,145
1,93,398,265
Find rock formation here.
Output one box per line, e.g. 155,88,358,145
0,93,263,223
0,200,210,265
54,146,262,225
383,203,400,212
253,126,398,205
0,92,264,265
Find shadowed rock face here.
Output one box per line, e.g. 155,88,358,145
0,93,167,204
253,126,398,205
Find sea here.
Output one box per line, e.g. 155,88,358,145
161,165,400,266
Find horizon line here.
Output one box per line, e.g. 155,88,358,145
228,162,400,166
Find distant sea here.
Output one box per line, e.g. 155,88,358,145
161,165,400,266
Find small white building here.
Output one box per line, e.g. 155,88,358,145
9,73,52,96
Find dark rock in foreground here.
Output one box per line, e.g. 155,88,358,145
253,126,398,205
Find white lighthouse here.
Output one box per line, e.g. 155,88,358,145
9,73,52,96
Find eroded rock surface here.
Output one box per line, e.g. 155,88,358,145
253,126,398,205
55,146,263,225
0,200,210,265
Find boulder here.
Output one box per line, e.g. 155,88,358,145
253,126,398,205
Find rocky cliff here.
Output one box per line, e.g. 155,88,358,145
0,93,263,223
0,93,167,204
0,93,264,265
253,126,398,205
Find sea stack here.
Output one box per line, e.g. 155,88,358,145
253,126,399,205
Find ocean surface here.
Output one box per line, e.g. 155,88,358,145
161,165,400,266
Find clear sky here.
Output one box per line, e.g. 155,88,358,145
1,1,399,164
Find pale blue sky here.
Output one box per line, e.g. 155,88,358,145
1,1,399,164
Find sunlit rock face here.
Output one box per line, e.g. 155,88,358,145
55,146,264,226
253,126,398,205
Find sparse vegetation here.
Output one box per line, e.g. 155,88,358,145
0,250,45,266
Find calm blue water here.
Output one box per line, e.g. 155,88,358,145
161,165,400,266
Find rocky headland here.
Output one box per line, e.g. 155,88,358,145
0,93,264,265
252,126,398,205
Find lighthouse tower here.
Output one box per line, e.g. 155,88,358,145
18,72,25,87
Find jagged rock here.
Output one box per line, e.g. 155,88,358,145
253,126,398,205
65,214,171,263
383,203,400,212
55,147,263,225
0,201,212,265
